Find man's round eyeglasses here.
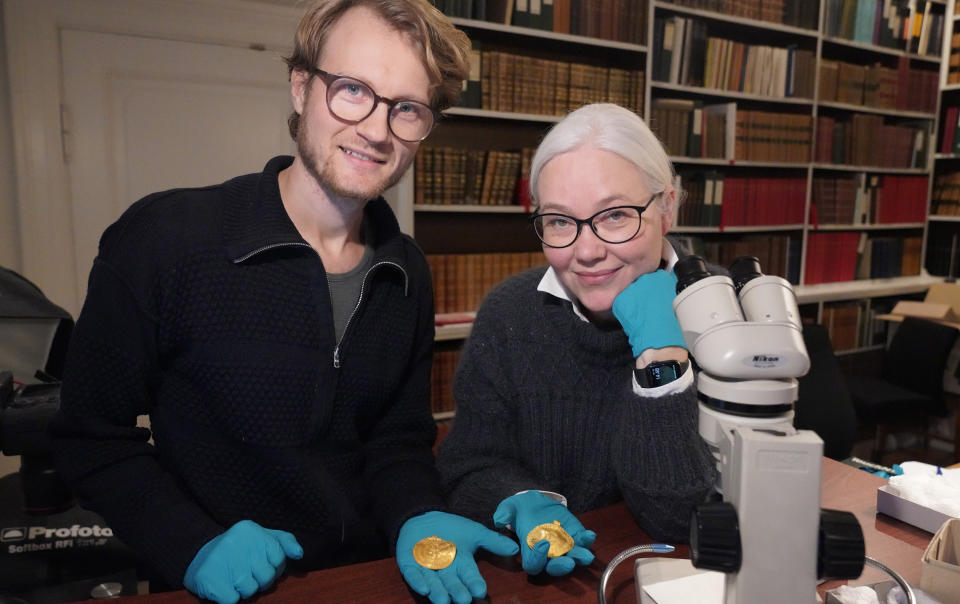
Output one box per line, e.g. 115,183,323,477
530,193,661,249
308,68,437,143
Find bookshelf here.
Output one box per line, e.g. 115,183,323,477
930,0,960,277
417,0,950,415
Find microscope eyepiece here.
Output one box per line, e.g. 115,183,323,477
674,255,711,294
728,256,763,294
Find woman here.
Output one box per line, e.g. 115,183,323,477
436,103,717,577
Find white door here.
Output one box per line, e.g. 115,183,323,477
59,27,414,317
61,29,296,313
7,0,413,319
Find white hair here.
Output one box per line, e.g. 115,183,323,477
529,103,682,217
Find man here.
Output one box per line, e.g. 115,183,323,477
50,2,516,603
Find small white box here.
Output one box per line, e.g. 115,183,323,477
876,485,955,534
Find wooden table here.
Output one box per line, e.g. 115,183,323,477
103,458,931,604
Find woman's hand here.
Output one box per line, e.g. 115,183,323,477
612,269,686,359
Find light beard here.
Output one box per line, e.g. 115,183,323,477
296,110,406,203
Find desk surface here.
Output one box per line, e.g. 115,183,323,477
107,458,931,604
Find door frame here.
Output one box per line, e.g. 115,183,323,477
4,0,306,314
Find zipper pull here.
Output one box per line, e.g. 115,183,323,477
333,346,341,368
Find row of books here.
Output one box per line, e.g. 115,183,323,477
663,0,818,30
471,50,644,116
804,232,922,284
820,302,864,351
931,171,960,216
425,252,545,314
860,235,923,278
811,174,928,225
733,109,813,163
819,301,894,351
949,31,960,85
939,106,960,155
676,171,806,227
651,100,812,162
651,99,717,158
925,231,959,277
437,0,649,44
674,234,800,283
431,347,461,414
818,58,938,114
815,114,927,169
652,16,815,99
824,0,944,57
415,146,534,206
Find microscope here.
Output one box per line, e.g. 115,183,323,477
672,255,865,604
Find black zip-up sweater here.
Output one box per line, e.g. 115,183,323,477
51,156,445,587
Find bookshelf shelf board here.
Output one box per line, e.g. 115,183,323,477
942,84,960,92
436,322,473,341
929,215,960,223
835,344,886,356
671,226,720,233
671,156,809,168
821,36,940,63
816,101,935,120
448,17,647,53
794,273,943,304
810,163,930,175
673,224,804,233
934,153,960,160
652,1,818,38
810,222,926,231
443,106,562,123
432,410,456,421
651,82,814,105
415,204,530,214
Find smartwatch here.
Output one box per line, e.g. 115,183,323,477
634,360,690,389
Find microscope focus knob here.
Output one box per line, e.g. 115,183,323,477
690,501,741,573
818,509,865,580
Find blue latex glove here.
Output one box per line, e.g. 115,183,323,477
862,463,905,479
611,269,685,357
183,520,303,604
397,511,519,604
493,491,596,576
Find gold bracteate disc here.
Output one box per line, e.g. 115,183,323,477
525,520,574,558
412,536,456,570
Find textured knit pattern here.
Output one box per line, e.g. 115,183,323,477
50,156,445,587
436,267,717,542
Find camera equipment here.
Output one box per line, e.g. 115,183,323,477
1,371,73,515
0,267,140,602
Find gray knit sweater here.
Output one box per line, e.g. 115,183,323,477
436,266,717,542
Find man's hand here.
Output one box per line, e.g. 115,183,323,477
397,511,519,604
612,269,686,358
183,519,303,604
493,491,595,576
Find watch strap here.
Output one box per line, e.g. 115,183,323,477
634,360,690,389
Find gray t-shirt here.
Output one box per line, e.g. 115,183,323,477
326,231,374,342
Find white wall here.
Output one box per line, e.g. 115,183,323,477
0,3,23,479
0,2,22,274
